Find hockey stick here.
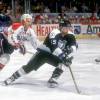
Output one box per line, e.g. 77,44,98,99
68,65,80,94
69,67,80,93
26,51,35,54
64,63,80,94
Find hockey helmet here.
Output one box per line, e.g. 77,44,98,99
21,14,32,25
59,20,72,34
59,20,72,28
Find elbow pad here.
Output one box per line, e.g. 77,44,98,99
68,46,77,57
52,48,63,57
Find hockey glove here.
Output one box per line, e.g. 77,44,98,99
59,53,73,66
13,43,22,49
64,55,73,66
19,45,26,55
53,48,73,66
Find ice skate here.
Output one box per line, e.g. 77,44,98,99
3,76,15,86
47,78,58,88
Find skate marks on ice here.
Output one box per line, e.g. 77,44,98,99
2,77,76,93
0,76,100,95
0,76,80,94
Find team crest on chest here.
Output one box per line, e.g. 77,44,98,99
58,40,67,49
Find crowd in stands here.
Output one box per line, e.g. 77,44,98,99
0,0,100,25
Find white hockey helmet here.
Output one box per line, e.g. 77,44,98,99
21,14,32,25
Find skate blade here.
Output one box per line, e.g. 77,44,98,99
47,83,58,88
0,81,8,86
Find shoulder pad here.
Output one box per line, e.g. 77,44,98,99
12,23,22,30
68,30,75,35
49,29,60,38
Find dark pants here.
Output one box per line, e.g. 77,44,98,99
0,33,14,55
22,50,61,73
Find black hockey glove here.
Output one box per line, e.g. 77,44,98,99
64,55,73,66
19,45,26,55
59,53,73,66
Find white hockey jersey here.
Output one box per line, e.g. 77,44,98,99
8,25,41,52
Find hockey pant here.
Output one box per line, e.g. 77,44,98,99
4,51,68,85
22,50,62,73
0,33,14,55
49,63,63,81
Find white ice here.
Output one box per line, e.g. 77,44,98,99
0,39,100,100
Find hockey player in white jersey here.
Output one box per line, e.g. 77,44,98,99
3,20,77,88
0,14,40,71
8,14,40,52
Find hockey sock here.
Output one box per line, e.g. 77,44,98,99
48,68,63,88
4,68,26,85
12,67,27,79
50,67,63,80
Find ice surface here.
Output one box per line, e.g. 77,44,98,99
0,39,100,100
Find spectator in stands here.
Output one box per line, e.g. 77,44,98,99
34,14,44,24
90,13,97,20
44,6,51,13
81,3,89,13
6,6,12,16
97,7,100,19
